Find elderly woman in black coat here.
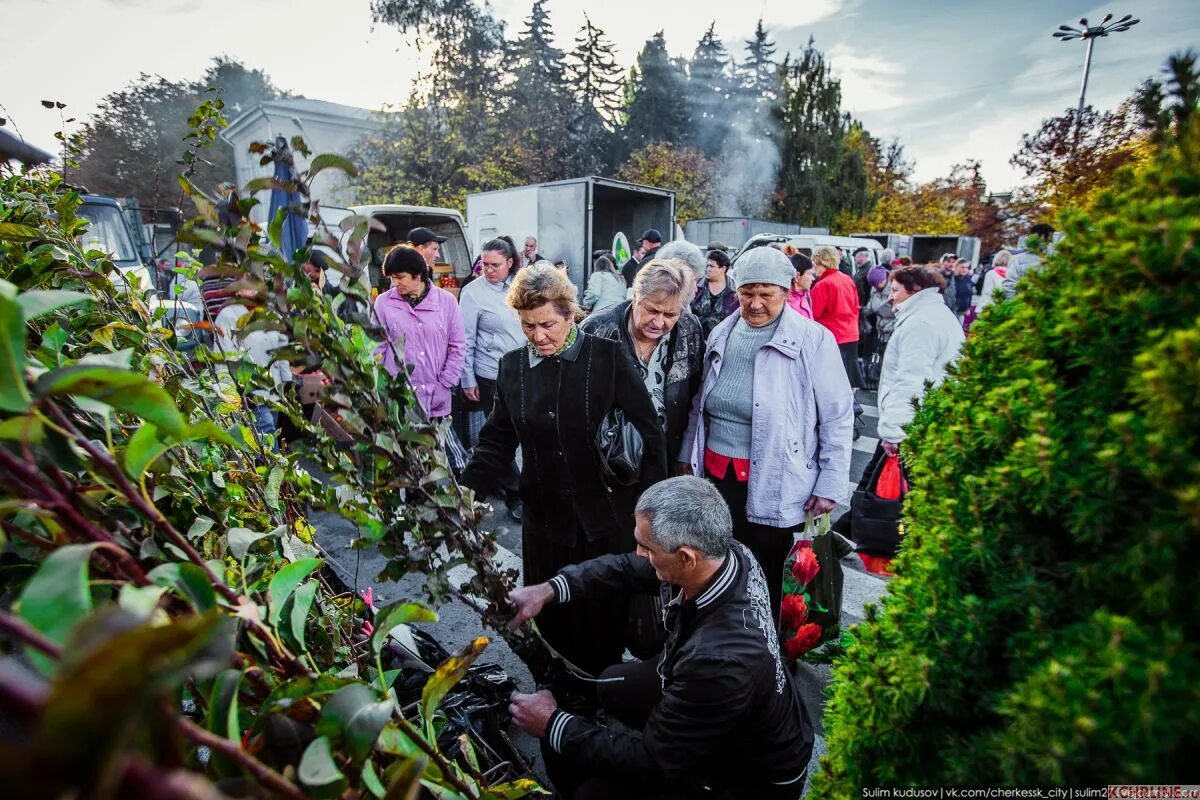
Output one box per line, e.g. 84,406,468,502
461,263,667,674
580,258,704,471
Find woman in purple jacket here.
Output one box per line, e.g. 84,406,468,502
373,245,466,420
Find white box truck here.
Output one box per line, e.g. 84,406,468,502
466,177,675,288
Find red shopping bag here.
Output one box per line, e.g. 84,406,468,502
873,454,908,500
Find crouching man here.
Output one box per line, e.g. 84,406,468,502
507,475,814,800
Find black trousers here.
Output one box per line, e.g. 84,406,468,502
475,375,520,499
838,340,864,390
522,522,630,677
545,659,681,800
545,658,803,800
706,464,796,623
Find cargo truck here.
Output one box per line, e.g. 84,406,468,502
466,177,675,288
909,235,981,269
850,232,911,259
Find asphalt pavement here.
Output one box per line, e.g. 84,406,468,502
313,389,891,795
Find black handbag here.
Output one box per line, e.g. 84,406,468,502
850,453,907,557
594,407,643,486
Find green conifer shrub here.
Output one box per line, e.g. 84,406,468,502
812,57,1200,792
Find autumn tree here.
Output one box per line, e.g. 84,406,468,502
1010,93,1154,223
617,143,717,223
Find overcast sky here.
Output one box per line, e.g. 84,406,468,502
2,0,1197,191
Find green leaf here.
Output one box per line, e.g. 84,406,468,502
0,414,44,444
184,418,242,449
117,584,167,617
0,222,40,241
287,580,319,652
15,543,100,674
298,736,345,789
267,558,322,627
38,322,68,364
309,153,359,180
186,516,216,540
371,601,439,658
124,423,169,479
268,207,286,250
419,637,489,733
17,290,93,320
207,668,244,742
147,562,217,611
227,527,270,560
265,465,284,510
317,683,393,762
362,760,388,799
0,289,30,413
35,365,184,438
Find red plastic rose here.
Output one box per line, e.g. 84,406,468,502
780,593,809,632
782,623,824,660
790,546,820,586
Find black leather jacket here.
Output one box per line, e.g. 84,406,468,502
580,301,704,463
544,543,814,798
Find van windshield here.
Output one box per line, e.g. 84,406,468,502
78,202,140,265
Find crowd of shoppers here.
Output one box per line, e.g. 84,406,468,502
208,223,1009,800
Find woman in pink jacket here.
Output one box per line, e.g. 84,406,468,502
373,245,466,420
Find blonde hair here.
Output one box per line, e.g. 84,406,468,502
632,258,696,305
507,262,579,318
813,245,841,270
993,249,1012,267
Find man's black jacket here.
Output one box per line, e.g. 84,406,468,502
543,543,814,797
580,300,704,463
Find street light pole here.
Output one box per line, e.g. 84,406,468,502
1052,13,1140,155
1077,35,1096,124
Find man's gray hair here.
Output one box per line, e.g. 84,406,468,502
653,240,705,283
635,476,731,559
632,258,696,304
880,247,895,263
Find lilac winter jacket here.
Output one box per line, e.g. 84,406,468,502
679,306,854,527
373,284,467,418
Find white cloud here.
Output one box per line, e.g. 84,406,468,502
826,42,907,112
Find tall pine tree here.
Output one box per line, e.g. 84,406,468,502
709,19,784,217
621,32,691,161
359,0,517,209
774,38,867,227
565,15,623,175
508,0,573,181
687,23,734,159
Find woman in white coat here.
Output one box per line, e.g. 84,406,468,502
876,265,966,457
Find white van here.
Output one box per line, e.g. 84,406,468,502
321,204,473,292
733,233,885,271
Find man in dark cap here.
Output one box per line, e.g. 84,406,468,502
407,227,448,271
622,228,663,285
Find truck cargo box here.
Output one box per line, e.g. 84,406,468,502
467,177,675,288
